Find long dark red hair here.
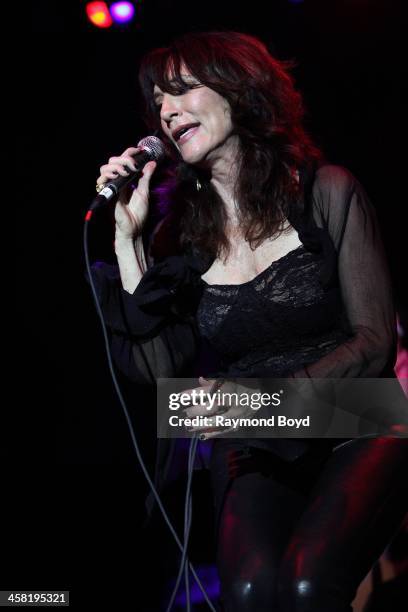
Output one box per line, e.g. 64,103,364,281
139,31,323,261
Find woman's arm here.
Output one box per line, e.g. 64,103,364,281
291,165,396,378
114,234,147,294
90,219,200,385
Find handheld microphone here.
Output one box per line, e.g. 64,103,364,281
90,135,165,211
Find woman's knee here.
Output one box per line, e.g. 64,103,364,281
277,572,318,611
277,574,353,612
219,565,278,611
277,555,353,612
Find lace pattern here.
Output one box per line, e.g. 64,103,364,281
197,244,351,377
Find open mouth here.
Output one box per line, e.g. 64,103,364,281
173,123,200,143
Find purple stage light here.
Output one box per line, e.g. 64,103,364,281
174,564,220,606
110,1,135,24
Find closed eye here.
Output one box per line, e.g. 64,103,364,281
153,80,203,112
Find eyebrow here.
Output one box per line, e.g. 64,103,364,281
153,75,198,101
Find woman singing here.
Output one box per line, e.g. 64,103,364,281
92,31,408,611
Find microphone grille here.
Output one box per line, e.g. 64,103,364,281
137,135,166,161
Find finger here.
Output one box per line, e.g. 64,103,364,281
187,420,218,434
189,404,230,417
134,161,157,199
100,163,131,177
96,175,109,186
181,389,219,406
122,146,142,158
184,403,218,418
201,426,237,440
122,156,138,171
201,377,228,394
108,156,138,171
97,171,121,185
199,376,215,386
108,160,136,174
140,160,157,185
98,164,119,178
178,385,207,400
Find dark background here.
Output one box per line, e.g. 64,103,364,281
10,0,405,609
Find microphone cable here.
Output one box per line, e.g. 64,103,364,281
84,212,217,612
166,376,225,611
165,434,198,612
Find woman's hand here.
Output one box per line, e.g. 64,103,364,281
96,146,157,240
182,377,259,440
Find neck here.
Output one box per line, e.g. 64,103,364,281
207,136,241,227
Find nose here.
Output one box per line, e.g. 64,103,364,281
160,93,181,125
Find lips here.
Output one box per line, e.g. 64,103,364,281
172,122,200,142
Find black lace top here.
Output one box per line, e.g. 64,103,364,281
90,164,397,484
197,244,351,380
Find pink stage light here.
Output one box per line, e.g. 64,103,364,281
110,2,135,24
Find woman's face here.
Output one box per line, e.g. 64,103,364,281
153,72,237,167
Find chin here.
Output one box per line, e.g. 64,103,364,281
177,137,212,165
180,150,209,165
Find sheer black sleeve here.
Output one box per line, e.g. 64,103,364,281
291,165,396,378
89,225,201,385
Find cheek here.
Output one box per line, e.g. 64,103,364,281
212,108,233,137
160,118,169,134
160,121,176,147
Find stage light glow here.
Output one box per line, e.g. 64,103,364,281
110,2,135,24
86,2,113,28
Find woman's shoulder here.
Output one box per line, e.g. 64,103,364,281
309,164,366,222
313,164,358,194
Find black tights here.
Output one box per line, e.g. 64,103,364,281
210,438,408,611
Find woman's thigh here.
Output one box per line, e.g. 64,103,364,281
212,443,327,611
277,437,408,611
213,438,408,612
216,471,307,611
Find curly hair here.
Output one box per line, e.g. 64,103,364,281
138,31,324,261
